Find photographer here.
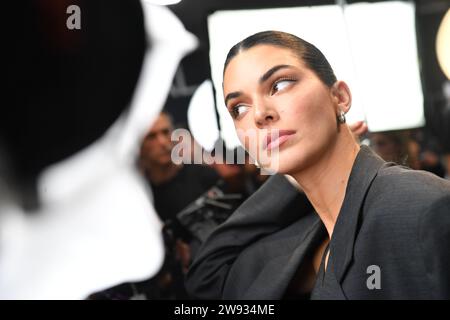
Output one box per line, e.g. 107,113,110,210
138,111,221,298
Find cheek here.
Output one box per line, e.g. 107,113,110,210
287,91,332,125
234,118,255,149
280,95,336,150
142,141,152,153
279,94,317,129
146,141,158,151
236,125,253,152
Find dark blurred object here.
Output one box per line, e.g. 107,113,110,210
420,150,446,177
177,182,242,242
210,142,269,196
369,130,419,169
4,0,146,185
109,180,243,300
370,129,447,178
415,130,447,178
151,164,221,241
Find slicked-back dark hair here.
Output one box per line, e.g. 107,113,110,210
224,30,337,87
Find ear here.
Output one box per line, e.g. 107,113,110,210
331,81,352,114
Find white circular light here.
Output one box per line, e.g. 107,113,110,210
436,9,450,80
187,80,220,152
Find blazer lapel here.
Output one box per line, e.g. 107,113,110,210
273,219,326,297
243,216,325,299
330,146,388,286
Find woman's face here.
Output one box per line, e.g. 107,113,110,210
223,44,342,175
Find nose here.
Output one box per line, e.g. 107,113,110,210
254,99,279,128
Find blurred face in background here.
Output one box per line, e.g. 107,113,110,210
140,113,174,168
370,132,405,164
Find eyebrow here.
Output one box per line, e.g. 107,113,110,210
224,91,242,107
259,64,294,84
224,64,294,107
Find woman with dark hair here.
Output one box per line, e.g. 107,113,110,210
185,31,450,300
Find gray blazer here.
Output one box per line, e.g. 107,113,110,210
185,146,450,299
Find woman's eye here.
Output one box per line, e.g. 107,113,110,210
230,105,249,119
271,79,295,95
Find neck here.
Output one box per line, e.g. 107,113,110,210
291,128,359,239
145,162,182,185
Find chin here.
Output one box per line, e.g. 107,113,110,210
282,156,321,177
268,163,296,175
157,158,172,166
259,154,299,175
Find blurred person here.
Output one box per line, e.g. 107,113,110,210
139,111,221,230
209,142,249,195
139,112,180,186
418,135,447,178
0,1,197,299
134,111,221,299
211,162,244,193
420,149,446,177
369,130,415,167
371,130,446,177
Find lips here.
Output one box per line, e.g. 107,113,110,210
263,130,296,151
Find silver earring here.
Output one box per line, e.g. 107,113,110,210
338,109,346,124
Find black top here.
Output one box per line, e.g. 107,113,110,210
310,244,343,300
151,164,220,240
282,220,327,300
186,146,450,299
151,164,220,222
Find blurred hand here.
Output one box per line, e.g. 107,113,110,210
175,239,191,274
349,120,368,140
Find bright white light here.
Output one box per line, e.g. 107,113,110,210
207,1,424,145
142,0,182,6
188,80,220,151
436,9,450,80
345,1,424,132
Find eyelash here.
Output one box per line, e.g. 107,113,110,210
270,77,297,95
229,77,298,120
230,104,248,120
